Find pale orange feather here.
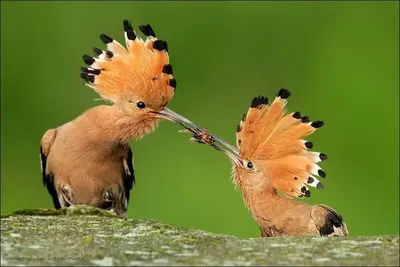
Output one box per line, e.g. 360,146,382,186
237,89,326,198
81,20,175,110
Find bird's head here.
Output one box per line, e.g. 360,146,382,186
216,145,267,191
190,89,328,198
80,20,191,134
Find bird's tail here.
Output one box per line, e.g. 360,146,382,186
312,204,349,236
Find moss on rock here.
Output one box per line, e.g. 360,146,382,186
1,207,399,266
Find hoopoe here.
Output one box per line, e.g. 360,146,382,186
40,20,192,217
187,89,348,237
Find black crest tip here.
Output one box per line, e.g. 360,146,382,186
307,177,314,184
169,78,176,88
311,120,324,128
105,50,114,58
82,54,95,65
126,30,136,41
81,67,100,76
251,96,261,108
293,111,302,119
153,40,168,51
100,34,113,44
301,116,310,123
277,88,291,99
89,68,101,75
124,20,136,40
304,190,311,197
93,47,102,56
242,113,247,122
139,24,156,37
319,153,328,161
250,96,268,108
301,186,307,193
80,72,94,83
236,125,242,133
316,182,324,189
80,67,89,73
318,169,326,178
162,64,173,75
305,141,313,149
123,20,134,32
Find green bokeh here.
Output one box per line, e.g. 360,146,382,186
1,1,398,237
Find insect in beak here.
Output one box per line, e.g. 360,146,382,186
154,107,241,163
180,126,243,167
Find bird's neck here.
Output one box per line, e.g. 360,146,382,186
240,180,306,237
86,104,159,145
241,183,279,221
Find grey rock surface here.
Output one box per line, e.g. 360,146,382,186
1,206,399,266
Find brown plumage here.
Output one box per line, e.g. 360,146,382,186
40,20,189,217
188,89,348,237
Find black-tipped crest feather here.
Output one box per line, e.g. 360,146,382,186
301,116,310,123
169,78,176,88
82,54,95,65
277,88,291,99
105,51,114,58
100,34,113,44
139,24,156,37
162,64,173,75
93,47,102,56
123,20,134,32
293,111,302,119
319,153,328,161
311,121,324,128
251,96,268,108
153,40,168,51
80,72,94,83
242,113,247,122
123,20,136,40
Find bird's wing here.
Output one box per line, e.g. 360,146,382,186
311,204,349,236
123,146,135,205
40,129,61,209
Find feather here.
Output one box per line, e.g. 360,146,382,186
80,20,175,109
238,89,327,197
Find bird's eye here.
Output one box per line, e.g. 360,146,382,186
136,101,146,109
247,161,253,169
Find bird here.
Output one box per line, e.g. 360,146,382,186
40,20,192,217
186,88,349,237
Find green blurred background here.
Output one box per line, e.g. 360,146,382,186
1,1,398,237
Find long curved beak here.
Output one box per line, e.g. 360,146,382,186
155,107,240,154
155,107,202,135
154,107,242,166
217,145,243,166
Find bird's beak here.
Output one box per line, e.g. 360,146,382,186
215,144,243,167
157,107,240,152
153,107,202,135
154,107,242,165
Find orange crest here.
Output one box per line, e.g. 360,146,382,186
80,20,176,110
237,89,327,198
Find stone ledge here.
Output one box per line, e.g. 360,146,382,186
1,206,399,266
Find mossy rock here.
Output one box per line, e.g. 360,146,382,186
1,206,399,266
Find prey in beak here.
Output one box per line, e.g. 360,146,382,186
153,107,242,165
185,127,243,167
